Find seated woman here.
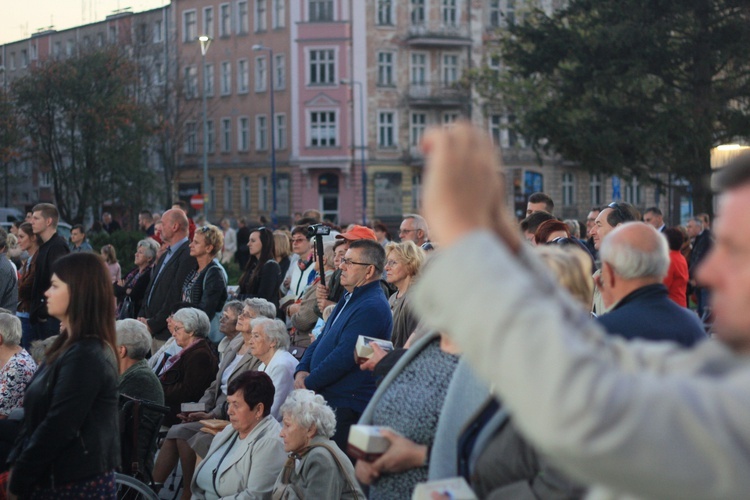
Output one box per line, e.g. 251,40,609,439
273,390,364,499
247,317,298,419
191,371,286,500
115,238,159,319
159,308,218,426
384,241,426,348
152,298,277,499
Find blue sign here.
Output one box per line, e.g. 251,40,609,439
612,176,621,201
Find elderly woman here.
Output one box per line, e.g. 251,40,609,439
0,313,36,417
192,371,286,500
384,241,426,348
183,224,228,321
116,319,165,477
152,299,276,499
273,390,364,499
115,238,159,319
159,307,218,426
248,317,298,419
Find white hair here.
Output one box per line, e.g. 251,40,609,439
116,319,152,360
172,308,211,338
250,317,289,351
280,389,337,438
0,313,22,347
600,223,669,280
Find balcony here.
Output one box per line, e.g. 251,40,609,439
406,82,470,108
404,23,472,47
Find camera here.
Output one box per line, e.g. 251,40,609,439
306,223,331,238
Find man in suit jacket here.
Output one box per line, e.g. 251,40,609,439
138,208,196,349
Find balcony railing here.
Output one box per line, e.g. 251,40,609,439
405,23,472,46
406,81,470,107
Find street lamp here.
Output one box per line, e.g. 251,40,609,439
198,35,212,215
252,44,277,227
341,79,367,225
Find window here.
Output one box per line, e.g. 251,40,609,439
183,10,197,42
624,177,641,205
443,112,459,126
489,55,501,75
309,49,335,85
154,19,164,42
238,117,249,151
377,52,394,86
410,113,427,147
442,54,459,85
489,115,502,145
562,173,575,206
203,7,214,37
377,0,393,26
491,114,521,147
66,40,75,57
54,42,62,57
242,177,251,209
185,122,197,154
411,0,425,24
255,0,267,31
184,66,198,98
97,33,105,47
220,3,232,36
204,63,215,96
310,111,337,147
154,62,164,85
489,0,501,27
273,0,285,28
256,115,268,150
506,0,516,26
238,59,249,93
590,174,602,206
224,177,233,210
442,0,457,26
274,113,287,149
378,111,396,148
309,0,333,21
237,0,249,33
255,56,267,91
30,44,37,61
221,61,232,95
221,118,232,152
412,173,422,211
410,52,427,85
274,54,286,89
137,23,148,44
206,120,215,153
258,176,268,211
20,50,28,68
109,26,118,43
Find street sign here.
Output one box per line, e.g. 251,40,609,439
190,194,205,210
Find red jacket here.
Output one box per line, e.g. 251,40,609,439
664,249,688,307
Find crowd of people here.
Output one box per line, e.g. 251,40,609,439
0,121,744,499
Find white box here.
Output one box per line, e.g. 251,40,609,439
347,425,392,461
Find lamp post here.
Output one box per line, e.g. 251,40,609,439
198,35,212,215
341,79,366,225
253,44,277,227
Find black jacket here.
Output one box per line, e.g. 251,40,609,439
183,260,228,318
30,233,70,324
139,240,197,340
8,338,120,495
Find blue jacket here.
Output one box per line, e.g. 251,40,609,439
597,284,707,347
296,280,392,412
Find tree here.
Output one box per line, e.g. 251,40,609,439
472,0,750,213
12,48,157,223
0,91,22,207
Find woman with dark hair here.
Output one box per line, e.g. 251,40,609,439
663,227,689,307
15,222,41,349
238,227,282,308
534,219,571,245
7,252,120,498
191,371,286,500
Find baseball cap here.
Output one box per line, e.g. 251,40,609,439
335,225,377,241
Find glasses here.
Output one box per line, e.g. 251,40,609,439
341,257,373,268
239,311,256,319
198,225,211,234
398,229,416,235
385,260,400,268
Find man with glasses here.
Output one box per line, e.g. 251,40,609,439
281,225,314,298
295,239,392,457
590,201,640,314
399,214,430,247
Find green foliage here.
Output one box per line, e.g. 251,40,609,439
470,0,750,213
88,230,145,275
11,48,158,223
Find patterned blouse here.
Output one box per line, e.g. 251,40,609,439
0,349,37,415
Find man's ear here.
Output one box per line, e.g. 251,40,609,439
602,262,617,288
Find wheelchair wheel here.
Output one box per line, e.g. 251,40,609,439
115,472,160,500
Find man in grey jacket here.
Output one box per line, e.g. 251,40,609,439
412,122,750,500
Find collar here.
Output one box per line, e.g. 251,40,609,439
347,279,382,297
611,283,668,311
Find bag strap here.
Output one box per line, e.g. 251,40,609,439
296,443,361,500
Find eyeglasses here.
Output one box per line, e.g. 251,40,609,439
340,257,373,268
198,226,211,234
398,229,416,235
385,260,400,268
239,311,256,319
607,202,627,223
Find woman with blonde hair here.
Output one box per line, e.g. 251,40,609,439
535,245,595,309
384,241,426,348
183,225,228,321
273,230,293,278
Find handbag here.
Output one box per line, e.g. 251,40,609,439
272,442,361,500
117,296,135,320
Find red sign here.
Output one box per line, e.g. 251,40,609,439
190,194,205,209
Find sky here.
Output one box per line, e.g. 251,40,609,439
1,0,168,45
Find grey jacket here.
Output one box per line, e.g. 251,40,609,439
414,230,750,500
200,335,262,418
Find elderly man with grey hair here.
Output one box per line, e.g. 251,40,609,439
0,229,18,313
399,214,430,247
595,222,706,347
116,319,165,475
249,317,298,420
